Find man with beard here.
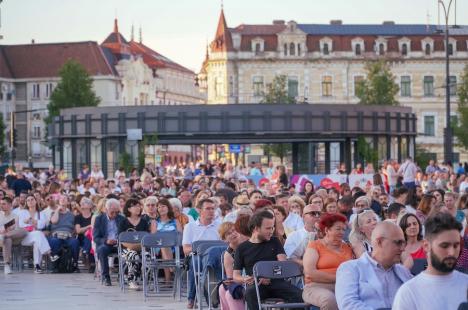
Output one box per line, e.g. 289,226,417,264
393,213,468,310
233,210,303,310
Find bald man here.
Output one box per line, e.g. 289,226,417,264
335,222,413,310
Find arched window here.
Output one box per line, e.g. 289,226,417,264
289,43,295,56
379,43,385,55
323,43,329,55
255,43,261,53
284,43,288,56
401,43,408,56
448,43,454,55
355,44,361,55
297,43,301,56
425,43,431,55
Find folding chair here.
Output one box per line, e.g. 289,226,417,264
117,231,149,292
191,240,227,310
141,231,182,301
253,261,311,310
199,245,227,310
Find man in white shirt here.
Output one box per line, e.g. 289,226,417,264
284,203,320,265
393,213,468,310
386,159,398,194
182,198,221,309
397,157,418,189
336,222,412,310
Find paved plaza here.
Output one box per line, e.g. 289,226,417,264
0,272,187,310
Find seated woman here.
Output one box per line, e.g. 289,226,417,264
118,198,156,290
302,213,354,310
74,197,95,273
155,198,182,282
17,195,51,273
272,205,288,245
349,209,378,257
399,213,425,269
218,221,248,310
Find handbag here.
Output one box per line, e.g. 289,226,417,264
53,231,73,240
25,225,35,232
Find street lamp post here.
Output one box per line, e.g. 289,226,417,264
439,0,454,163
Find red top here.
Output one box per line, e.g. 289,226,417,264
410,246,426,259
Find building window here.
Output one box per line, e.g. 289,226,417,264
425,43,431,55
288,77,299,98
215,77,223,98
229,76,234,97
255,43,261,53
323,43,329,55
322,76,332,97
289,43,295,56
379,43,385,55
284,43,287,56
354,76,364,96
45,83,53,98
401,43,408,56
297,43,301,56
423,76,434,97
252,76,264,97
448,43,454,55
449,76,457,96
400,76,411,97
424,115,435,136
32,84,40,99
33,126,41,139
355,44,361,56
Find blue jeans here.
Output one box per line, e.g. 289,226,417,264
404,181,416,189
97,244,117,278
47,237,80,262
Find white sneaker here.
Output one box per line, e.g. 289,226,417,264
128,281,141,291
4,264,12,274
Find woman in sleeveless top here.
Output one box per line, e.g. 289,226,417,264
400,213,426,269
303,213,354,310
349,209,378,258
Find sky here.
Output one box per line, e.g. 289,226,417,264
1,0,467,72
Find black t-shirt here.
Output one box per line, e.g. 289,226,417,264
74,214,92,231
118,217,150,233
233,237,285,276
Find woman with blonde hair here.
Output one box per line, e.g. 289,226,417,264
288,195,305,216
349,209,378,257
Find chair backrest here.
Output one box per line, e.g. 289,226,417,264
118,231,149,244
411,258,428,275
192,240,226,255
253,261,303,280
198,243,228,258
141,231,178,248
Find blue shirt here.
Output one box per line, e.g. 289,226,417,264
106,215,118,240
157,218,177,232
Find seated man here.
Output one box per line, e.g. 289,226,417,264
182,198,221,309
0,197,28,274
284,203,321,266
233,210,303,310
93,198,125,286
47,199,80,272
335,221,412,310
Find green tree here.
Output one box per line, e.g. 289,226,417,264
44,60,100,136
262,143,291,164
260,75,296,104
415,145,436,171
119,152,132,174
356,137,378,167
454,65,468,149
0,114,6,161
356,60,399,106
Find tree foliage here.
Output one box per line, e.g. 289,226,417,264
356,137,378,167
262,143,291,164
138,134,158,171
45,60,100,131
260,75,296,104
454,65,468,149
356,60,399,106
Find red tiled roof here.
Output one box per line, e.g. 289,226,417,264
211,9,234,52
0,47,13,78
0,41,116,79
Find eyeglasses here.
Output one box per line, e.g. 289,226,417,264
383,237,407,248
310,200,323,204
304,211,322,218
356,203,368,208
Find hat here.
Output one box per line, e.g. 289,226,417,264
233,195,250,207
258,178,270,187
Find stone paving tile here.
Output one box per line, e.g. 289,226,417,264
0,272,188,310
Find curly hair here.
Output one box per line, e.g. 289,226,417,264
318,213,347,233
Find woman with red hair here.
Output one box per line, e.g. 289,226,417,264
302,213,354,310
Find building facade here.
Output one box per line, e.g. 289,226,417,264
200,10,468,162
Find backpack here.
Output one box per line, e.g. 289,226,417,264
56,245,74,273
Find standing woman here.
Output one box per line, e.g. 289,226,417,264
277,165,288,189
17,195,51,273
118,198,156,290
155,198,182,282
399,213,425,270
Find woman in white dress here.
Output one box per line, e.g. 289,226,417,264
17,195,51,273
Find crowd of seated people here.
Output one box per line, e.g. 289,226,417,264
0,158,467,310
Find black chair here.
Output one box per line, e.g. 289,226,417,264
253,261,311,310
117,231,149,291
141,231,182,301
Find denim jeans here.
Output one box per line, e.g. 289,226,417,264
47,237,80,262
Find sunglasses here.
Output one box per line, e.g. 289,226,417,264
305,211,322,217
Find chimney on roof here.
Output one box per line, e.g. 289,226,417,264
114,18,119,33
330,20,343,25
273,20,285,25
139,26,142,44
31,39,35,44
383,21,395,25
